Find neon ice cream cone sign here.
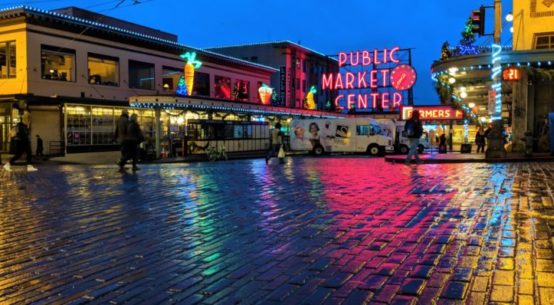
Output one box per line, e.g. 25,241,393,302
258,83,273,105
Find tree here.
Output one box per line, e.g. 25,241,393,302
460,17,476,46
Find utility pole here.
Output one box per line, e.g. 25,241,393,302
494,0,502,44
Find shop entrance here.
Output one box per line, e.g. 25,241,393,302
0,104,12,152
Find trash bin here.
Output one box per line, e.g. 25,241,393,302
461,144,472,153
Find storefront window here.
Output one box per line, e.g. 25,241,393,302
41,45,75,82
162,66,182,92
91,107,114,145
67,106,91,145
233,79,249,101
194,72,210,96
129,60,154,90
88,54,119,86
214,75,231,99
0,41,16,79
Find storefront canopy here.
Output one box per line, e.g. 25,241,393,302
129,95,345,119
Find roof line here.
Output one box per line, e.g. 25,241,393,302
0,5,278,72
207,40,337,61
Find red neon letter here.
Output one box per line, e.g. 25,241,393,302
370,70,378,88
381,92,390,109
358,94,368,109
373,49,381,65
322,73,334,90
444,110,451,118
389,47,400,63
362,50,371,65
338,52,347,67
350,52,359,66
347,94,356,109
371,93,379,108
345,72,355,89
380,69,390,87
357,71,367,88
335,74,344,89
392,92,402,108
335,95,344,110
383,48,388,64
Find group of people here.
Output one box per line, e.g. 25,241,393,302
115,109,144,171
3,118,39,172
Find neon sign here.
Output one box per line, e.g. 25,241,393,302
402,106,464,120
258,83,273,105
179,52,202,96
502,67,520,81
490,44,502,120
304,85,317,110
322,47,415,112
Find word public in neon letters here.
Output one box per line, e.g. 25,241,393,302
337,47,400,67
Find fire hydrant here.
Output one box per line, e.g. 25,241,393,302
522,131,534,158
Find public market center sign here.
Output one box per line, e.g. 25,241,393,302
322,47,416,112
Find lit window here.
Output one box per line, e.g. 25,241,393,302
0,41,16,79
535,33,554,49
88,54,119,86
162,66,182,91
41,45,75,82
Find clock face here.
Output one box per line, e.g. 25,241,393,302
391,65,417,90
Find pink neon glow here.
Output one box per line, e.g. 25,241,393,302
370,70,378,88
322,74,333,90
345,72,355,89
337,47,401,67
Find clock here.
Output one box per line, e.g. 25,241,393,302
391,65,417,90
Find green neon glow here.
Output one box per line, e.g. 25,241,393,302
309,85,317,94
180,52,202,69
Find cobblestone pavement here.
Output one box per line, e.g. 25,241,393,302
1,158,554,305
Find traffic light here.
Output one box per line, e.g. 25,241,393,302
471,6,486,36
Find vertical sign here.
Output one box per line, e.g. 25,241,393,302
279,66,286,106
490,44,502,120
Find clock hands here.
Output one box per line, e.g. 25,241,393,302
396,73,407,88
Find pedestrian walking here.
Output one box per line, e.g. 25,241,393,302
118,113,144,171
115,109,129,170
404,110,424,164
266,122,283,164
475,127,486,153
36,134,44,157
3,120,38,172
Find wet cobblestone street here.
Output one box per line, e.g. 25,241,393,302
1,158,554,304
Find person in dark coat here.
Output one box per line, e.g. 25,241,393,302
4,120,37,172
118,113,144,171
36,134,44,157
404,110,424,164
115,109,129,170
475,127,486,153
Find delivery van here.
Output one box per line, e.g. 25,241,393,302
290,118,394,156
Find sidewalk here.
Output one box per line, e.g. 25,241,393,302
385,151,554,163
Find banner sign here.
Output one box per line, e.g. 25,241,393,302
401,106,464,120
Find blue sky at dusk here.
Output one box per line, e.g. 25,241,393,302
9,0,513,105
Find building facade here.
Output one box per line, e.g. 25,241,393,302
208,41,339,110
431,0,554,153
0,6,282,155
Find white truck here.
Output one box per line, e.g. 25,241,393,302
289,118,394,156
380,120,430,154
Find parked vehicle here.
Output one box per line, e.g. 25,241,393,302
290,118,394,156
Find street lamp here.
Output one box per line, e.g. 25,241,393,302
448,77,456,84
505,13,513,22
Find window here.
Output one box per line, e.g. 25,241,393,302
295,78,299,89
214,75,231,99
370,124,381,135
194,72,210,96
129,60,154,90
302,79,307,92
250,56,258,62
0,41,16,79
233,79,249,101
41,45,75,81
356,125,370,136
88,53,119,86
535,33,554,49
162,66,182,91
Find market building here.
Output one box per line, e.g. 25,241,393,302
207,41,339,110
0,6,340,158
431,0,554,153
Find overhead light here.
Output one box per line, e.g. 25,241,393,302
460,92,468,99
468,102,475,108
448,77,456,84
510,27,513,33
448,67,459,74
460,86,467,92
506,13,513,22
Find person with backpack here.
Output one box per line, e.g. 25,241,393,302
404,110,424,164
3,119,38,172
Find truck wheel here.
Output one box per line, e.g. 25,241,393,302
418,144,424,154
399,145,409,154
313,145,324,156
367,144,380,156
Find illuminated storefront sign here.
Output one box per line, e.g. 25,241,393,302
178,52,202,96
402,106,464,120
502,67,520,81
490,44,502,120
322,47,416,112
